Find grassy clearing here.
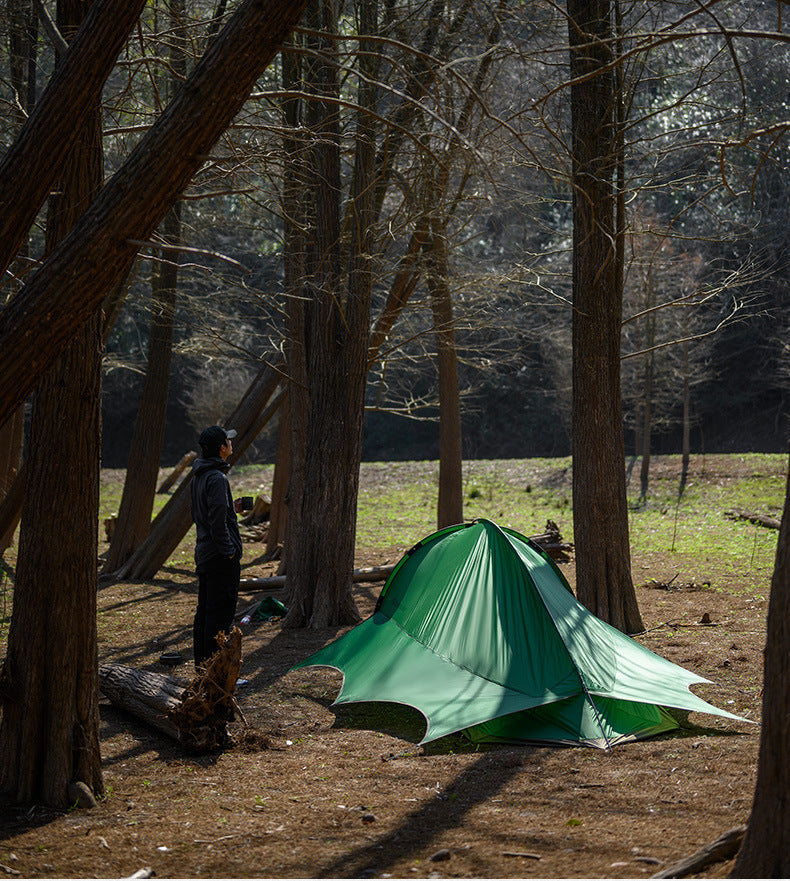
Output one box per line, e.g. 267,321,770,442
87,452,790,592
353,454,784,583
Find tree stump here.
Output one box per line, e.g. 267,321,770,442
99,628,242,753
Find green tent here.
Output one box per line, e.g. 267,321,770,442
293,519,744,749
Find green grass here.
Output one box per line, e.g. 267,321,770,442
93,453,785,591
353,454,784,587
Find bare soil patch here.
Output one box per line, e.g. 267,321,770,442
0,458,771,879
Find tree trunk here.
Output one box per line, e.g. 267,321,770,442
111,359,283,582
0,410,24,557
427,220,464,529
265,396,290,562
0,5,38,560
0,0,312,431
0,0,147,281
730,450,790,878
567,0,643,634
639,273,655,502
680,340,691,495
99,628,242,754
157,451,197,495
103,204,180,573
0,0,104,808
104,1,187,573
283,0,371,629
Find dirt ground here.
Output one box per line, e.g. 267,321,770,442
0,460,772,879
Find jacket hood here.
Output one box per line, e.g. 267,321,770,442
192,456,231,476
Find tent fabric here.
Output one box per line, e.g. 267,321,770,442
292,519,743,748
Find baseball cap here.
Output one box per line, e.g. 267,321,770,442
198,425,237,455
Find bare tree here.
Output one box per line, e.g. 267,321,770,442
567,0,643,633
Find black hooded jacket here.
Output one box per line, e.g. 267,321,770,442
190,456,243,568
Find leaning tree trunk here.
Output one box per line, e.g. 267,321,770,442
111,359,283,582
0,0,104,807
730,450,790,877
103,204,180,572
0,0,313,431
567,0,643,634
0,0,147,281
104,0,188,573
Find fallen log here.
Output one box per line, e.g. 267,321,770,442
724,509,781,530
650,825,746,879
239,563,396,592
99,628,243,753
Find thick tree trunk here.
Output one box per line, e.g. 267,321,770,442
0,0,312,430
283,0,370,629
104,206,180,573
0,410,24,557
730,451,790,878
111,360,283,582
0,0,104,807
567,0,643,634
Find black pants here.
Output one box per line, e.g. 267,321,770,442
193,554,240,668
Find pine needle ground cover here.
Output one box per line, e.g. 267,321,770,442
0,453,780,878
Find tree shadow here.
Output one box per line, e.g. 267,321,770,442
316,747,536,878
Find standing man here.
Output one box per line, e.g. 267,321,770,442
191,425,243,669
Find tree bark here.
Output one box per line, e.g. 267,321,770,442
103,0,188,573
99,627,242,753
567,0,643,633
653,826,745,879
0,0,147,281
157,451,197,495
680,340,691,495
639,271,655,502
0,0,312,431
282,0,373,629
103,204,180,573
0,0,104,808
0,411,24,557
730,450,790,878
265,397,290,562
